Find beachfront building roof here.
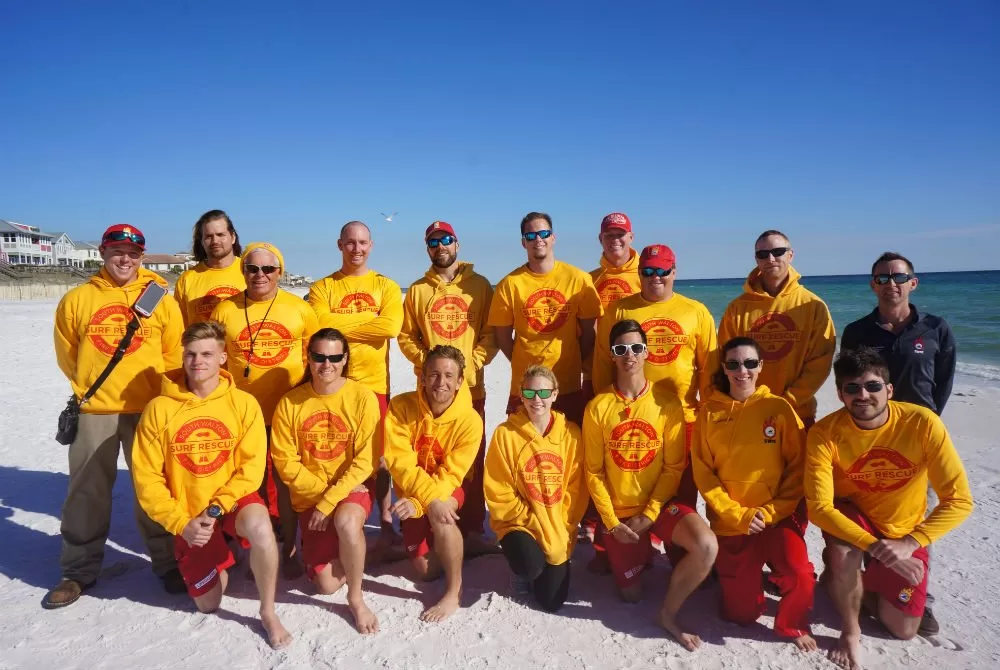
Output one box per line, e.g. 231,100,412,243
0,219,55,265
141,254,195,273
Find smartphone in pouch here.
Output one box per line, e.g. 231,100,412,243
133,282,169,318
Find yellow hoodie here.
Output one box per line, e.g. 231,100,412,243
270,379,379,516
174,261,246,327
210,289,318,424
593,292,718,423
691,386,805,536
131,369,266,536
805,401,973,551
583,382,687,529
54,268,183,414
718,267,836,421
308,270,403,395
484,409,588,565
398,261,498,401
584,251,642,382
383,385,484,519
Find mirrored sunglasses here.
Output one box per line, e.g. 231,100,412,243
640,266,673,278
522,230,553,242
521,388,554,400
427,234,457,248
103,230,145,246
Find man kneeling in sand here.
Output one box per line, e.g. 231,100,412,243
384,345,484,622
132,321,292,648
806,347,973,669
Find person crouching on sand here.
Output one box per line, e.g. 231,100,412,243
270,328,380,634
583,319,717,651
691,336,817,652
484,364,588,612
131,321,292,649
384,345,484,622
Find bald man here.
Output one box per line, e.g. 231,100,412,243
308,222,404,561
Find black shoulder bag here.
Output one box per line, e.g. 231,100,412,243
56,315,141,445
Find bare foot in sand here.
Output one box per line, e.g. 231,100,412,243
794,633,818,652
659,609,702,652
828,631,863,669
420,593,460,623
464,533,502,558
349,598,379,634
261,611,293,649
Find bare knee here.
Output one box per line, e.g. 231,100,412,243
334,507,364,537
193,584,223,613
879,599,921,640
313,572,345,596
827,541,862,579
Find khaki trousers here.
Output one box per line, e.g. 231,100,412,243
59,413,175,584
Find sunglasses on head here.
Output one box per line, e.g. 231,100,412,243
611,342,647,357
755,247,790,260
842,380,885,395
103,230,145,246
244,264,279,275
522,229,553,242
873,272,914,285
521,388,554,400
724,358,761,371
640,266,673,278
309,351,346,364
427,234,457,248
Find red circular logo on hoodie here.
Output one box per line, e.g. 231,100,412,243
170,417,236,477
414,434,445,475
236,320,295,368
336,292,379,314
845,447,919,493
522,451,565,506
523,289,570,333
300,410,352,461
87,304,147,357
429,295,472,339
642,317,688,365
595,277,634,307
609,419,661,472
749,312,800,360
196,285,241,319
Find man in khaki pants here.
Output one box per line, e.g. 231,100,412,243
45,224,185,608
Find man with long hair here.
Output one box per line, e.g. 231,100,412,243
174,209,245,327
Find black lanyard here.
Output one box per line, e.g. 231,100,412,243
243,290,279,378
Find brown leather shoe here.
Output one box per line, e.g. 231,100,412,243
42,579,87,609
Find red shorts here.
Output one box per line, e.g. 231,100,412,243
299,489,372,578
603,500,695,589
400,488,465,559
825,501,930,617
174,493,266,598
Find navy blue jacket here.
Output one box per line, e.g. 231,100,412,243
841,306,956,414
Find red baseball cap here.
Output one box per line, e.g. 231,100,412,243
600,212,632,233
425,220,457,240
100,224,146,251
639,244,676,271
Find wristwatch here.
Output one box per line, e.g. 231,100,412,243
206,504,224,519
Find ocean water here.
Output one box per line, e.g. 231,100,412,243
673,270,1000,382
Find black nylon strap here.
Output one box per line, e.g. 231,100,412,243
80,315,140,406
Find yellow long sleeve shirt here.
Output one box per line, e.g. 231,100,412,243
584,252,642,382
805,401,974,551
583,382,687,529
692,386,805,536
308,270,403,395
383,385,483,519
210,289,318,424
398,262,498,401
484,409,588,565
593,292,718,423
718,267,836,421
131,370,266,536
173,261,246,327
488,261,603,396
270,380,379,516
54,268,183,414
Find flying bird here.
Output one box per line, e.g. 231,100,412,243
380,211,398,222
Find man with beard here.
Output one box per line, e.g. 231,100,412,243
398,221,499,556
805,347,973,670
174,210,246,326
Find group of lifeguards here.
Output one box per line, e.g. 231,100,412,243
46,210,972,670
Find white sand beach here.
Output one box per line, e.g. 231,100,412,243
1,297,996,670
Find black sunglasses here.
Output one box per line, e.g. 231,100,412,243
842,381,885,395
309,351,346,364
427,234,457,248
244,264,279,275
755,247,790,260
521,388,554,400
611,342,647,357
873,273,914,285
522,230,553,241
640,266,673,278
724,358,761,371
103,230,145,246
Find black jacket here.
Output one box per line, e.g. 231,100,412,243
841,306,956,414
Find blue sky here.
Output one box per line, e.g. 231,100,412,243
2,1,998,283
